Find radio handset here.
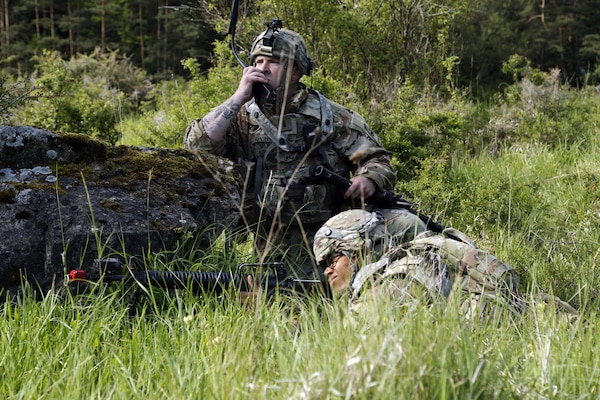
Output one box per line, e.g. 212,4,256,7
228,0,280,109
252,83,276,109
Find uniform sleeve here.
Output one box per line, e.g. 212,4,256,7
330,104,397,191
183,111,248,161
183,118,230,156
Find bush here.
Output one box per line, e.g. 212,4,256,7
10,49,151,145
369,81,478,181
483,56,600,150
400,138,600,302
0,75,32,124
118,38,246,148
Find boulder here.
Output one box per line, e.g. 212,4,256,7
0,125,243,298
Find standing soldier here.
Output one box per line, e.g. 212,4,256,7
184,23,417,279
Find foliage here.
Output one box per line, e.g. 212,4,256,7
118,46,242,148
488,56,600,148
4,0,599,99
10,49,151,145
3,2,600,396
1,0,219,78
417,142,599,301
0,252,597,398
367,79,478,181
370,59,599,186
0,75,31,124
227,0,467,99
377,65,600,303
449,0,528,96
517,0,600,85
399,113,600,303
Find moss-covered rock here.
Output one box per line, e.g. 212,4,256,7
0,125,243,297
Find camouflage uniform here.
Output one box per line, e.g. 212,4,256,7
313,209,526,317
183,28,396,279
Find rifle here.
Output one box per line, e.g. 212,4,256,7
66,258,322,316
309,165,468,243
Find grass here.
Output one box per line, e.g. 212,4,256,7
1,278,597,399
2,168,600,399
4,63,600,399
445,140,600,304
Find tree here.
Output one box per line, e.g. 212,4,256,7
1,0,10,62
451,0,528,96
519,0,600,84
1,0,599,93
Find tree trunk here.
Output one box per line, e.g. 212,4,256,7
101,0,106,53
138,0,144,66
67,0,74,57
34,0,40,39
50,0,55,39
2,0,9,58
162,0,168,78
156,1,161,75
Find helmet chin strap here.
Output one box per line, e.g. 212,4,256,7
350,255,390,298
344,250,362,289
274,60,296,110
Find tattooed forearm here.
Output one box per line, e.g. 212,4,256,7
217,101,241,120
201,99,242,141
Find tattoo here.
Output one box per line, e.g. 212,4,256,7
218,101,241,120
203,100,241,134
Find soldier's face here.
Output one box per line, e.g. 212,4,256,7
254,55,284,90
323,254,354,293
254,55,302,91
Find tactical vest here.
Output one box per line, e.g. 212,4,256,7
350,231,522,310
395,231,520,297
245,90,349,226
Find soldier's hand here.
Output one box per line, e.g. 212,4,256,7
233,66,269,103
240,275,260,307
345,176,376,200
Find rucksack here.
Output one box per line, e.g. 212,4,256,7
384,230,523,311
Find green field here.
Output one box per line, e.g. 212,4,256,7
2,39,600,400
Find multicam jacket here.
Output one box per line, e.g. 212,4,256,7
184,84,396,276
349,231,525,318
184,84,395,224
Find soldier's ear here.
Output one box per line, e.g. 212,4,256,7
291,65,303,81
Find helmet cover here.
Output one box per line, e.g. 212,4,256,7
250,28,313,76
313,210,388,268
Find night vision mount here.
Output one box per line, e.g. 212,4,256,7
228,0,280,109
260,19,283,48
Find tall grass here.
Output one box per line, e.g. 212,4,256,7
2,276,597,399
428,139,600,307
4,52,600,399
3,152,600,397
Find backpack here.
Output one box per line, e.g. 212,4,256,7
383,230,524,313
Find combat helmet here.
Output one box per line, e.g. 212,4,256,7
250,20,314,76
313,210,390,269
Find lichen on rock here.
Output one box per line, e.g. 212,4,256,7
0,125,243,298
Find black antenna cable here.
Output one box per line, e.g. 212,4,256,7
228,0,248,68
227,0,279,108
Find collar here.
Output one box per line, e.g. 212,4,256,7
286,82,309,112
264,82,308,116
350,256,390,300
